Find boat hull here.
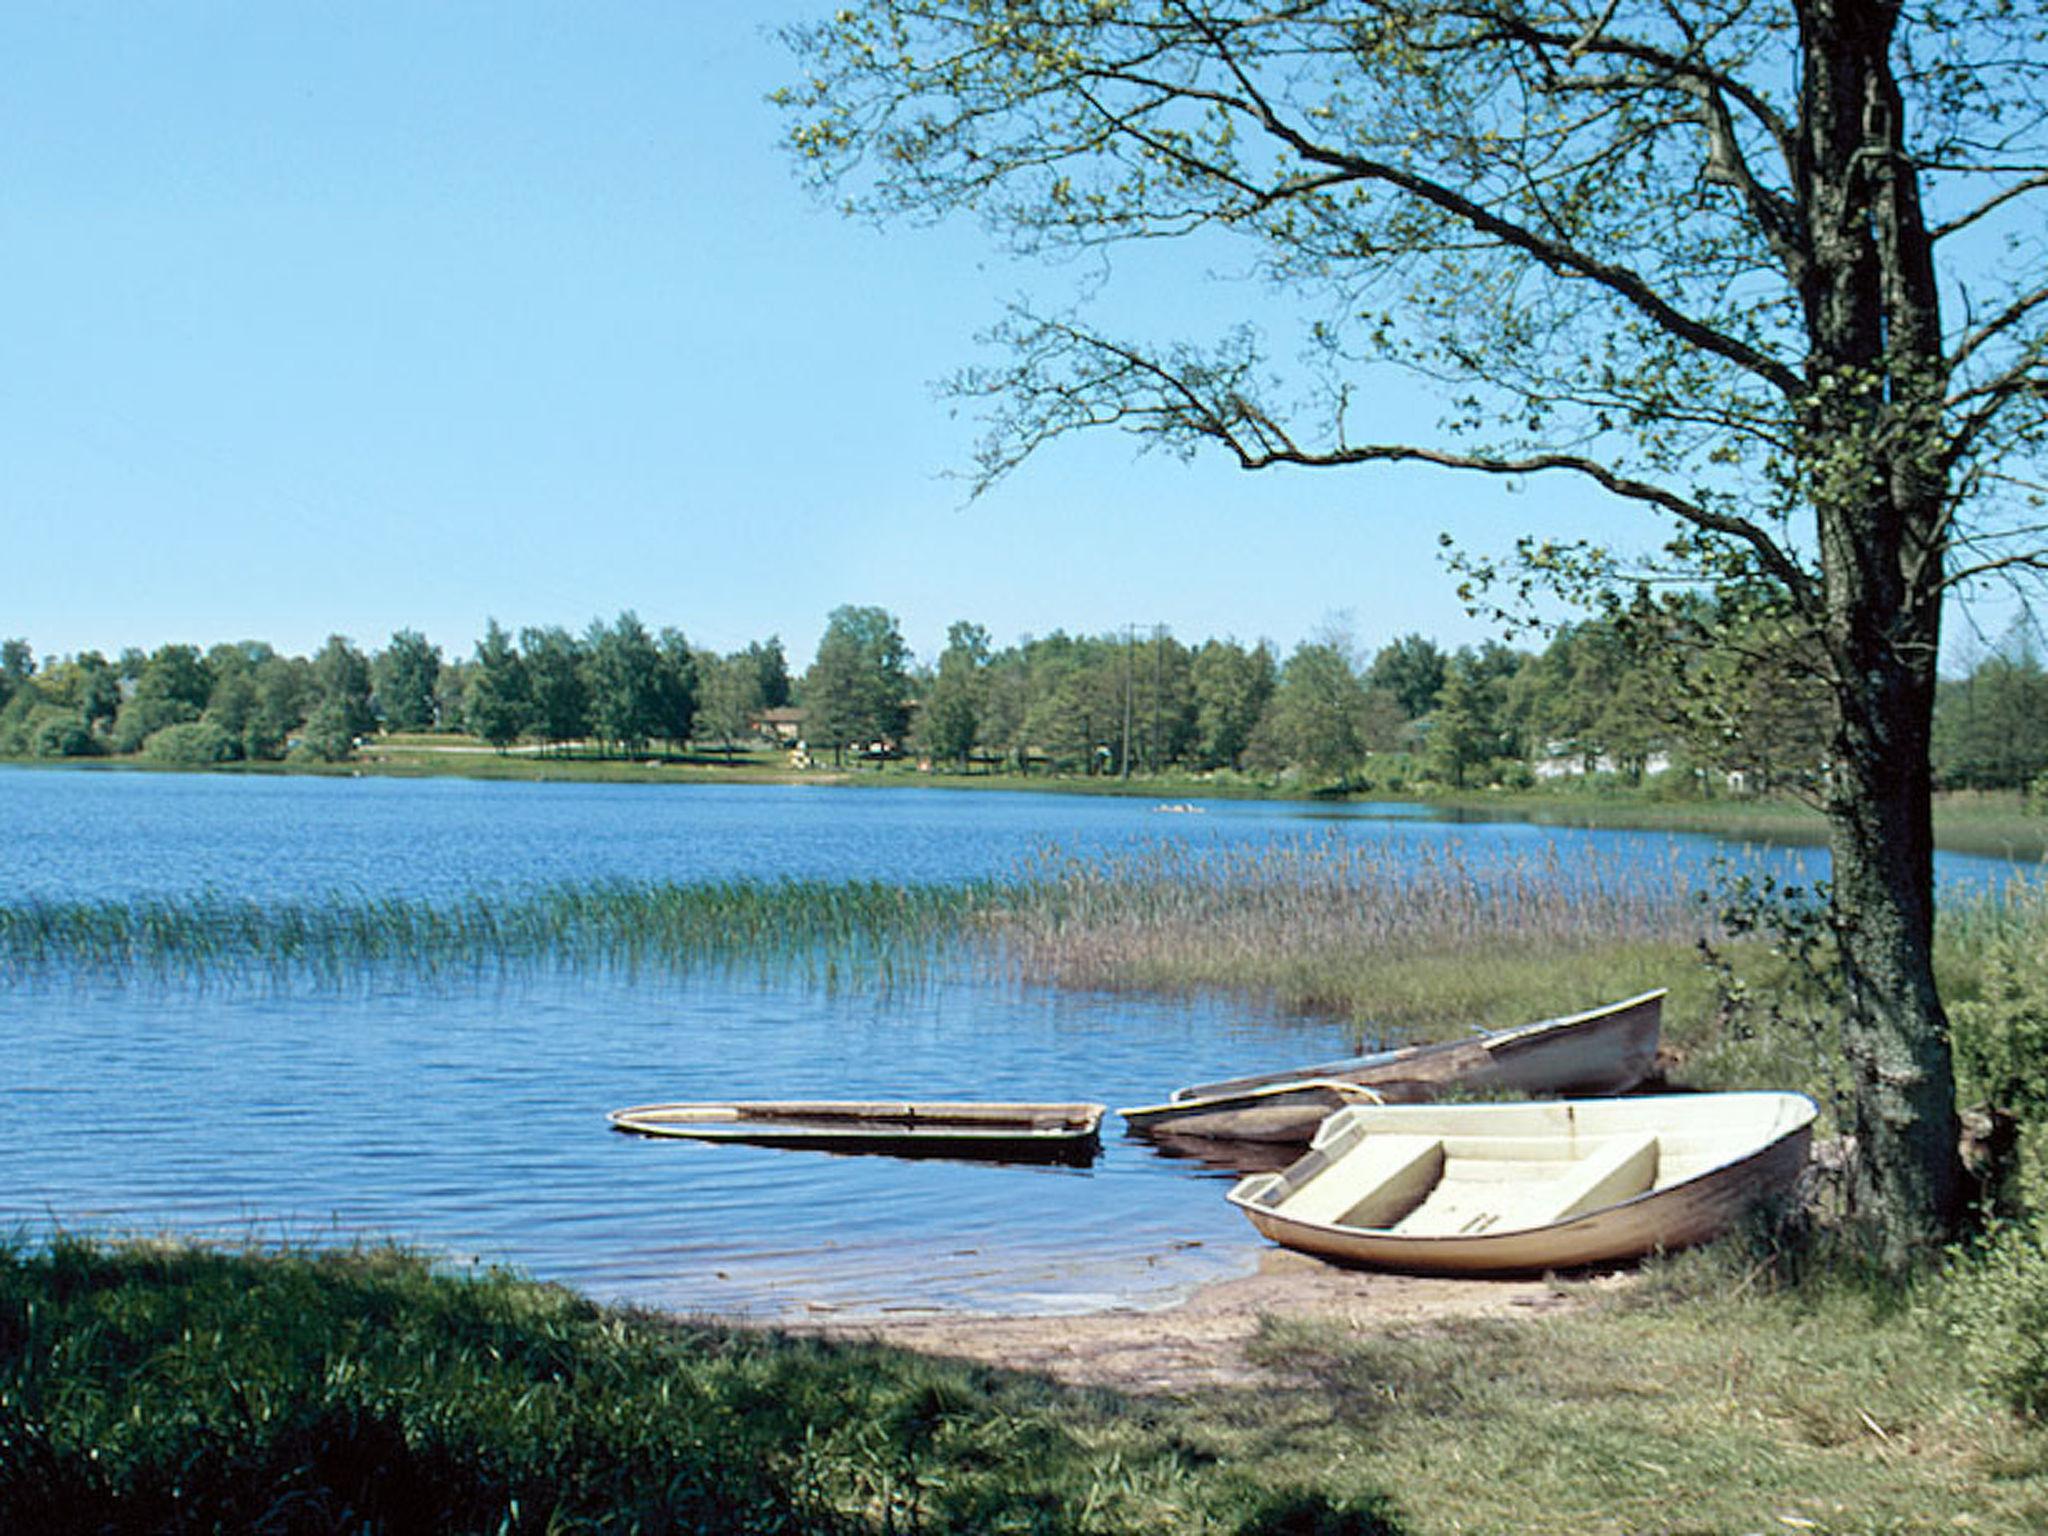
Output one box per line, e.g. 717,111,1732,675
1228,1092,1816,1275
607,1099,1107,1164
1120,990,1664,1144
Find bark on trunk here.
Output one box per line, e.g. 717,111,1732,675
1821,598,1965,1263
1798,0,1965,1263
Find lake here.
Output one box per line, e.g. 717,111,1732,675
0,768,2025,1317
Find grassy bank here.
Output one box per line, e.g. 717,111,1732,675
4,1237,2044,1535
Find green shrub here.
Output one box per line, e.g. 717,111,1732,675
142,719,240,766
1933,1222,2048,1421
1952,922,2048,1123
25,705,98,758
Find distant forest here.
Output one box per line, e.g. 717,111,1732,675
3,603,2045,795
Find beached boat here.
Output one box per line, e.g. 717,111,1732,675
606,1099,1106,1163
1118,990,1664,1144
1227,1091,1816,1275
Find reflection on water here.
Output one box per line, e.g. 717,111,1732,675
2,966,1349,1318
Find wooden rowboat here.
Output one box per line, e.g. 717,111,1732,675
606,1099,1106,1164
1227,1091,1816,1275
1118,990,1664,1145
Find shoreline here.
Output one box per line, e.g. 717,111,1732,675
777,1247,1592,1393
7,749,2041,860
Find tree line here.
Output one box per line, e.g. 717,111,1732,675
2,608,2044,794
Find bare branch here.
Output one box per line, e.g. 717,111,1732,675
1930,170,2048,241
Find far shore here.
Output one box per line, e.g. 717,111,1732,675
8,734,2045,861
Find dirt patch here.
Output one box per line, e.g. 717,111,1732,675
785,1249,1604,1393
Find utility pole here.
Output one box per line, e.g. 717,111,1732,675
1120,624,1134,781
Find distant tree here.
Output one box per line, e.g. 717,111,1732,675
695,649,766,762
1935,634,2048,792
372,629,443,733
1129,629,1196,773
1191,638,1276,771
1018,633,1123,773
464,620,532,751
745,637,793,711
311,637,375,739
580,613,669,756
918,621,992,770
1423,655,1505,789
296,636,375,761
0,640,35,707
111,644,215,755
654,628,700,749
1367,636,1448,721
802,605,911,765
202,671,259,759
40,651,121,734
1252,641,1371,781
520,626,590,753
1520,622,1665,780
245,655,311,761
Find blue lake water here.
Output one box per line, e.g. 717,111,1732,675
0,768,2030,1317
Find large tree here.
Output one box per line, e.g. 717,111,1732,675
784,1,2048,1261
803,605,914,764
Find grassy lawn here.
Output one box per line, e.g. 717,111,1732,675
3,1237,2042,1535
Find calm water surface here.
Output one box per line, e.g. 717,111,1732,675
0,769,2028,1316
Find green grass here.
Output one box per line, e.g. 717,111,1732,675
6,1236,2044,1535
0,1238,1402,1535
1239,1242,2048,1536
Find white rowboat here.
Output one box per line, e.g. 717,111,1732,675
1227,1091,1816,1274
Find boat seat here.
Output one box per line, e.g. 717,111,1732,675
1390,1131,1661,1237
1279,1135,1444,1228
1526,1132,1660,1226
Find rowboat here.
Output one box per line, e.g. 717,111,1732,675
1118,990,1664,1144
1227,1091,1816,1275
606,1099,1106,1164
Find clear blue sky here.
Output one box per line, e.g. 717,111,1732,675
0,2,1912,673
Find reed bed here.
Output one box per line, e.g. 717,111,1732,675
982,838,1720,1035
0,878,990,988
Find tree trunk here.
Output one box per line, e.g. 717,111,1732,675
1800,0,1964,1262
1820,582,1964,1263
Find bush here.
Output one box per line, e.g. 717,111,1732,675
143,720,240,766
1934,1222,2048,1421
25,705,99,758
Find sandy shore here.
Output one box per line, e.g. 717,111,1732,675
782,1248,1601,1393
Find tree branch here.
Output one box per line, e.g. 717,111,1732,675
1154,4,1805,398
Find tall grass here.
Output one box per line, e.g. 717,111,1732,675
984,839,1720,1035
0,879,990,988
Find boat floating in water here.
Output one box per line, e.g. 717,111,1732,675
1227,1091,1817,1275
1119,990,1665,1144
606,1099,1107,1164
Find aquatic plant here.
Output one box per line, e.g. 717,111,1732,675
0,878,991,989
981,837,1720,1034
